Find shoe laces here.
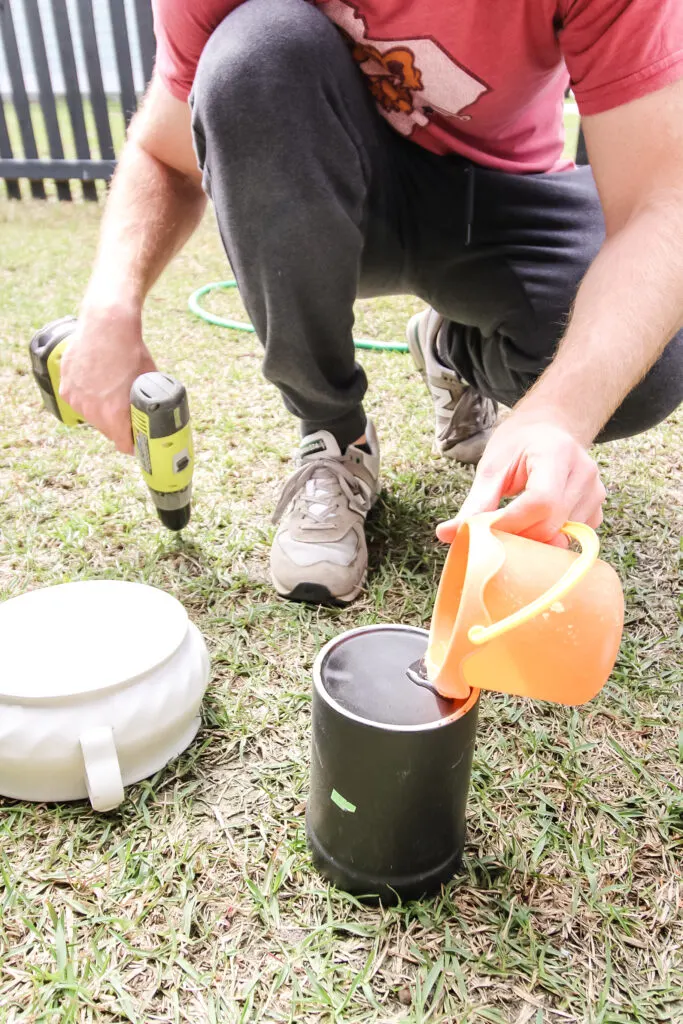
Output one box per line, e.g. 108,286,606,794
439,386,498,448
272,457,372,530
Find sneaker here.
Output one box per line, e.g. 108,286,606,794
407,308,500,464
270,421,380,605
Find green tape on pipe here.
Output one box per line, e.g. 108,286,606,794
187,280,410,353
331,788,356,813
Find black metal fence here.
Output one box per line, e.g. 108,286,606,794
0,0,154,199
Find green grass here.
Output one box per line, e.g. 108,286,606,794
0,200,681,1024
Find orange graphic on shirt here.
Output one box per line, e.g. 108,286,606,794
322,0,490,138
351,43,423,115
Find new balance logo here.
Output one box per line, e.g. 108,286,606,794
301,438,328,458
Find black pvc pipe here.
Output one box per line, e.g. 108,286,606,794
307,625,479,903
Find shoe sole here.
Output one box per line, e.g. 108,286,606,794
406,312,426,376
271,575,364,608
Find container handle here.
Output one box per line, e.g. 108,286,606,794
80,726,125,812
468,521,599,646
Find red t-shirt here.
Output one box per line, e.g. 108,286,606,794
153,0,683,173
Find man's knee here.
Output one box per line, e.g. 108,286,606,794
597,332,683,442
192,0,341,131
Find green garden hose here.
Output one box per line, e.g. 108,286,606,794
187,280,410,352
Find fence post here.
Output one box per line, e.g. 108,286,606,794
76,0,116,164
108,0,138,125
23,0,72,200
51,0,98,200
0,0,47,198
0,97,21,198
575,127,588,166
134,0,156,87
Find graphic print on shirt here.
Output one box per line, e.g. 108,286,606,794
321,0,490,136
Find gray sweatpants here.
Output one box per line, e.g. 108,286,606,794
190,0,683,449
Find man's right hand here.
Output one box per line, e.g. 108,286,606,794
59,305,157,455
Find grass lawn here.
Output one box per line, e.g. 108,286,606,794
0,198,681,1024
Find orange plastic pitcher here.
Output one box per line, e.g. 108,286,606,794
426,512,624,705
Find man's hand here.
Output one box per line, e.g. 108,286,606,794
436,413,606,546
59,305,156,454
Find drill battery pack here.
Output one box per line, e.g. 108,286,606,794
29,316,84,426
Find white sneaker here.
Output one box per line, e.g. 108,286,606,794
407,308,501,464
270,421,380,605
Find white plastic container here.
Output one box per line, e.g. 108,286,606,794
0,580,210,811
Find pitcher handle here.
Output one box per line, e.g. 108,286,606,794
468,521,599,646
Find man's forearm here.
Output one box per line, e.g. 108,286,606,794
83,138,206,314
517,192,683,445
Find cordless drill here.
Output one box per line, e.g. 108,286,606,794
29,316,194,531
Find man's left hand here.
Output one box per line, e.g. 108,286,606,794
436,413,606,546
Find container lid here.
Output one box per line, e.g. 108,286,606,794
0,581,189,703
317,625,473,728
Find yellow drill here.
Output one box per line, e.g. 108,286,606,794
29,316,194,531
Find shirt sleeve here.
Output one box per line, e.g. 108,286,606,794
152,0,242,101
559,0,683,116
